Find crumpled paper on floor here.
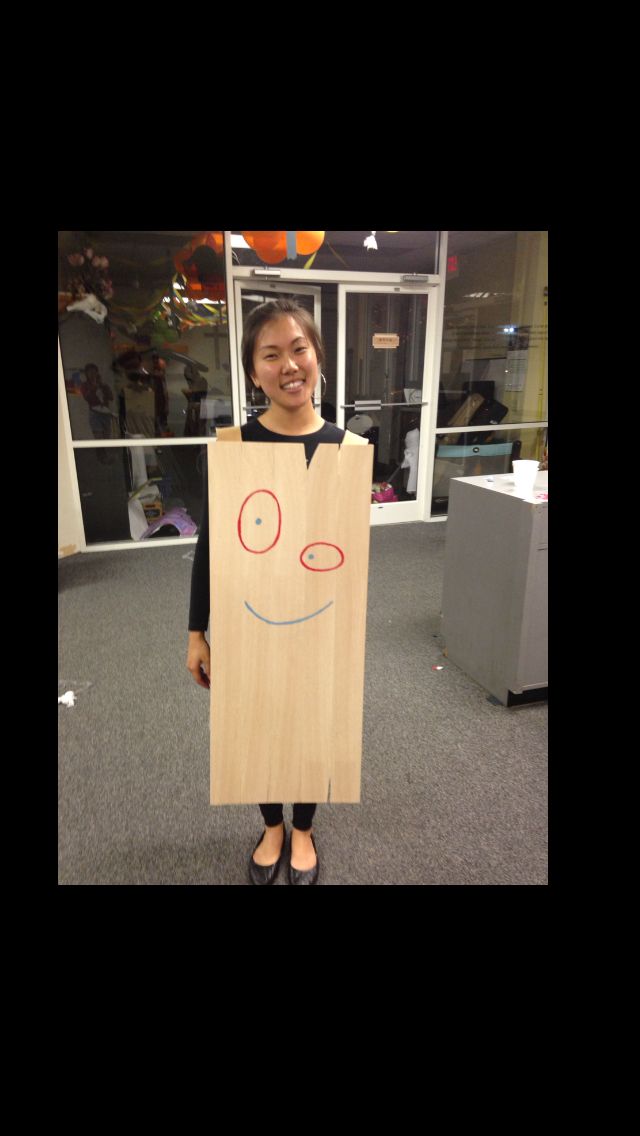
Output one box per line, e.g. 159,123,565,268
58,691,76,707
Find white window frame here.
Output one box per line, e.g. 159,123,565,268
337,281,440,526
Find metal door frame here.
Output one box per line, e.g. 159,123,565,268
337,282,440,525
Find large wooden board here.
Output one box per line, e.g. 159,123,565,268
208,442,373,804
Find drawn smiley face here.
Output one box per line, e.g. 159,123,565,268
238,488,345,625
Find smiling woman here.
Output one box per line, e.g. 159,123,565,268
240,299,326,435
186,298,371,886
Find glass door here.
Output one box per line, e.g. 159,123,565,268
233,280,322,423
338,284,435,524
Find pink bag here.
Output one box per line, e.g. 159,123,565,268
371,483,398,503
139,507,198,540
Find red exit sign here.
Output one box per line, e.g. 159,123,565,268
447,254,459,276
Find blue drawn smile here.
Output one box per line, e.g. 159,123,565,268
244,600,334,626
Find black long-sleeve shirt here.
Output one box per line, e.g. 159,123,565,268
188,417,347,632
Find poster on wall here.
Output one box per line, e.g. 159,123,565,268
505,349,528,392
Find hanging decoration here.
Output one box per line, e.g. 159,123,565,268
241,230,325,266
67,293,109,324
166,279,227,325
364,231,400,250
60,245,114,318
108,278,177,346
174,232,226,300
64,246,114,302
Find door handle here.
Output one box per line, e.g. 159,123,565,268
342,402,429,410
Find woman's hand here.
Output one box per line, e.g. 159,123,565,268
187,631,211,689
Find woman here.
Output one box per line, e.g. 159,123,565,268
187,299,368,885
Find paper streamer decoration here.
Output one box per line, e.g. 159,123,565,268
174,232,226,300
286,230,297,260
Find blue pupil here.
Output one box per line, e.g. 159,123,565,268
255,518,262,525
308,553,315,560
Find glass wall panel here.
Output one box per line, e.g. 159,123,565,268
438,232,548,428
231,231,437,274
344,290,428,502
75,444,205,545
59,231,231,442
431,426,547,516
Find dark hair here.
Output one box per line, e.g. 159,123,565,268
241,299,325,384
115,349,143,372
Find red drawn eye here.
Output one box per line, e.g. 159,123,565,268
300,542,345,572
238,490,282,553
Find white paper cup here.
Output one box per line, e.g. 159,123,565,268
512,459,539,498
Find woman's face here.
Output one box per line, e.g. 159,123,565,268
251,315,319,410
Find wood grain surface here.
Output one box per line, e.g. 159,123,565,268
209,441,373,804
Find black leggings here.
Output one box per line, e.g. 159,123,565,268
259,803,317,831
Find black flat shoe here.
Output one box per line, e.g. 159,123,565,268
249,825,287,886
289,831,319,885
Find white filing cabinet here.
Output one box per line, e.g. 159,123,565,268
441,471,548,706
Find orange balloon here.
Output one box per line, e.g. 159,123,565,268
243,231,281,251
242,230,325,264
296,231,324,254
256,236,288,263
245,232,286,264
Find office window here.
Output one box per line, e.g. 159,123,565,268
438,232,548,429
59,231,231,444
431,426,547,516
74,443,206,544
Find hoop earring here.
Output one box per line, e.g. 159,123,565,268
251,383,269,406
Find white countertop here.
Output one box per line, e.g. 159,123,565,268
451,470,548,502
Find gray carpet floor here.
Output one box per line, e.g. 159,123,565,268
58,522,548,885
